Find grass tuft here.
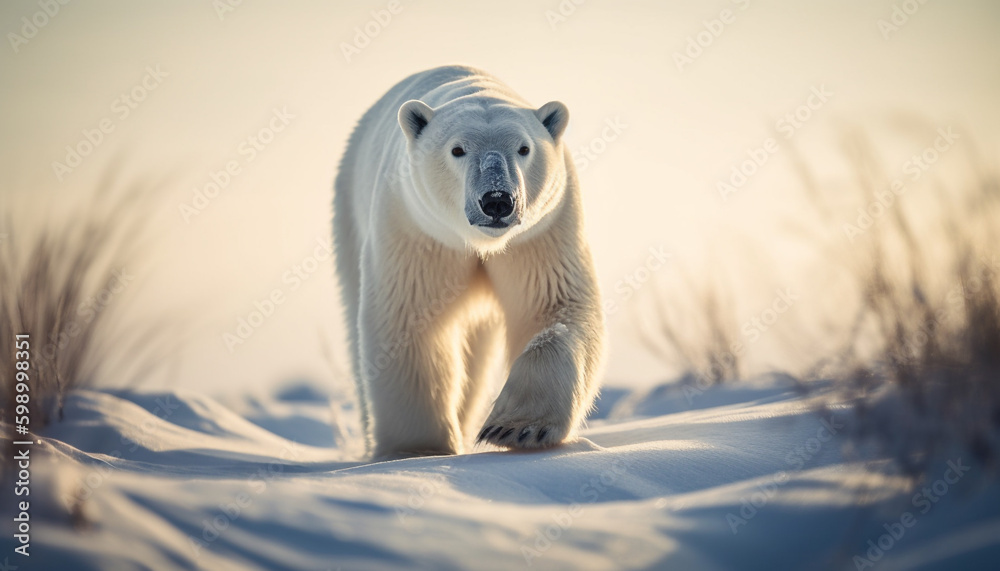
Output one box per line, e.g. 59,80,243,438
1,178,163,449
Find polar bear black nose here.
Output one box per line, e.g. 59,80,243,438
480,191,514,219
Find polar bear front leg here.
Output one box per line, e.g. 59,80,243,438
478,233,605,449
358,241,476,459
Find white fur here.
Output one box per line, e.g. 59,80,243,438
334,66,605,458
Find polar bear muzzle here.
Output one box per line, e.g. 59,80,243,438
466,150,521,232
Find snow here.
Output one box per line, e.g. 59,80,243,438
11,375,998,570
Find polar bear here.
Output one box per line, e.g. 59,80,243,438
334,65,605,458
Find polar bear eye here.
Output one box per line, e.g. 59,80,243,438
451,146,466,157
518,146,530,156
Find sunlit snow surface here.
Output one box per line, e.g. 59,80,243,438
15,376,1000,570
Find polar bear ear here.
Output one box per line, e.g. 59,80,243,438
535,101,569,142
398,100,435,142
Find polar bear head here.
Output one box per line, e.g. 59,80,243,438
397,97,570,254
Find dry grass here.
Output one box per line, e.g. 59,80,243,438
638,126,1000,477
0,175,165,447
636,273,743,386
818,132,1000,476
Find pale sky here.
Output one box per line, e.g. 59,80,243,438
2,0,998,392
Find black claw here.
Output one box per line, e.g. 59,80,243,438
499,428,515,440
477,426,494,442
517,428,532,443
536,428,549,442
488,426,504,439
